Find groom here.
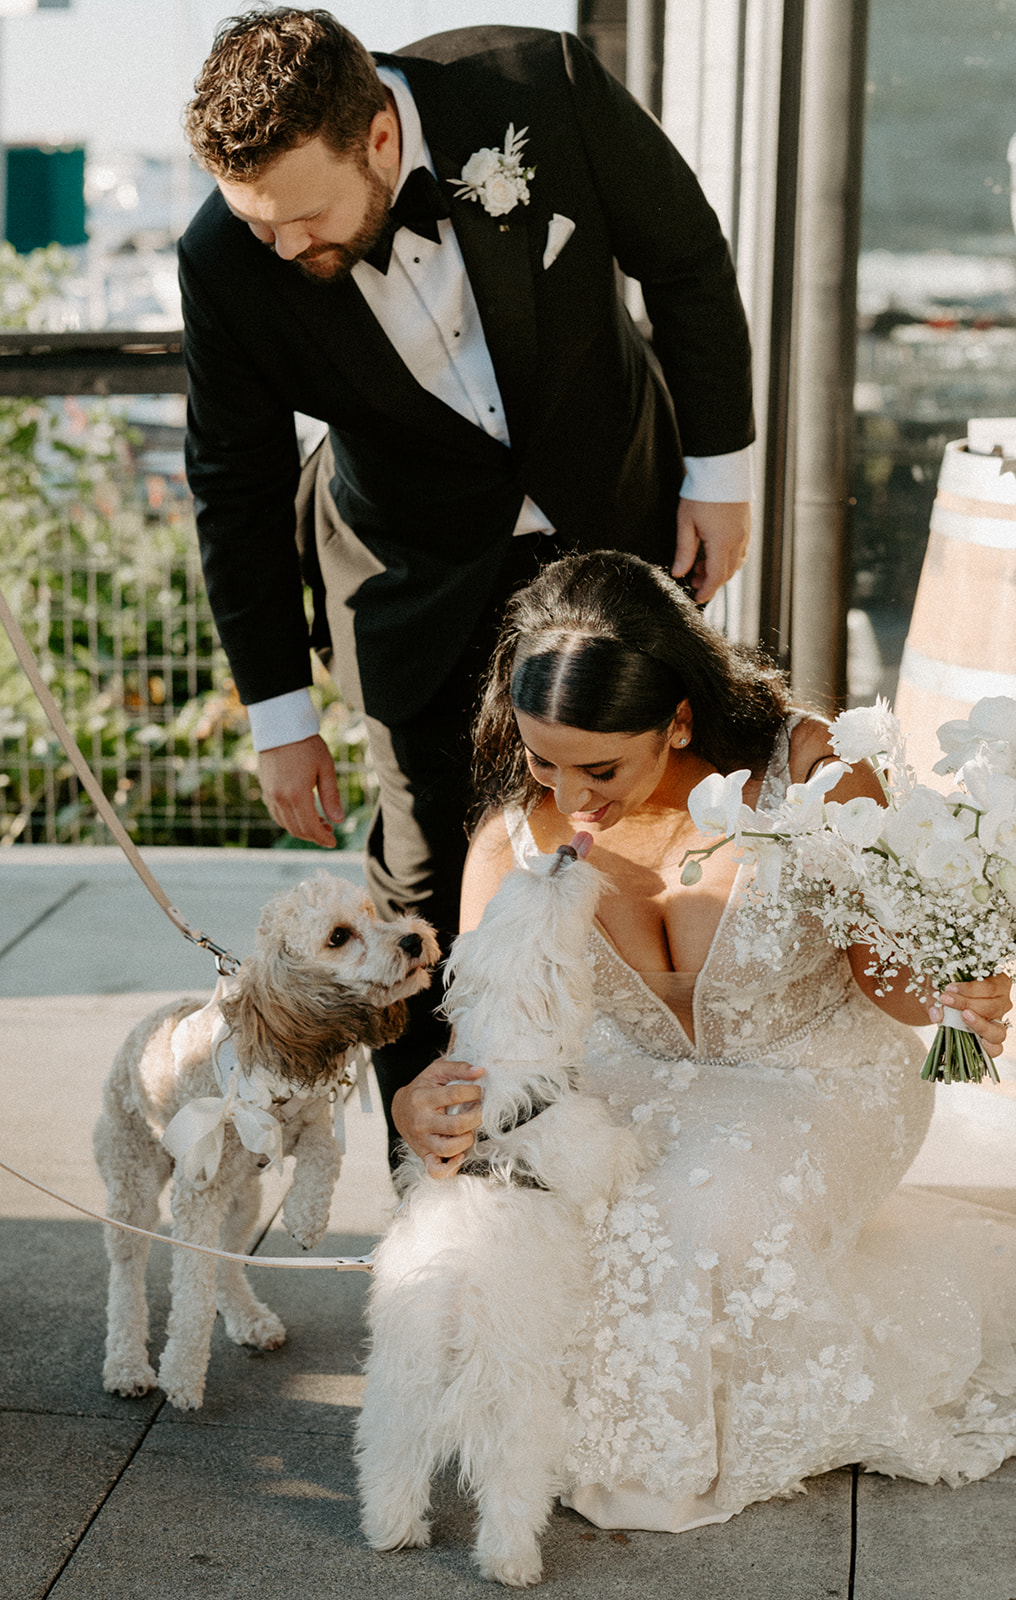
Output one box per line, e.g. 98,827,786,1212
179,7,755,1132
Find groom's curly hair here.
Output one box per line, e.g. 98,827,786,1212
184,7,386,180
472,550,793,817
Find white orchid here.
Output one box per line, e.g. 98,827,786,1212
768,761,847,835
687,768,752,840
751,838,785,898
995,859,1016,909
882,786,955,866
912,833,985,891
732,812,783,895
973,773,1016,861
933,695,1016,778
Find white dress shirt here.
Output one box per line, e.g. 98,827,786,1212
248,67,752,752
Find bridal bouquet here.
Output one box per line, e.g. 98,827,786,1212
680,696,1016,1084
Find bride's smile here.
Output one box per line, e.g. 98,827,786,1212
514,707,693,831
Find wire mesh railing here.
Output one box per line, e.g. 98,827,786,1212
0,397,375,850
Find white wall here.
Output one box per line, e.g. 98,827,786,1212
1,0,577,155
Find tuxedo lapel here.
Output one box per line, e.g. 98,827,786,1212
397,57,540,454
437,149,539,455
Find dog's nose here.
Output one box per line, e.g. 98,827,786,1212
399,932,423,959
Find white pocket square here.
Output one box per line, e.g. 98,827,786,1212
543,213,575,270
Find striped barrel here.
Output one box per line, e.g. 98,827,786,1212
894,437,1016,787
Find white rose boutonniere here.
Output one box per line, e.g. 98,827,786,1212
451,124,535,219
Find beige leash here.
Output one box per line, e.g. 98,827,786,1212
0,1156,374,1271
0,582,239,973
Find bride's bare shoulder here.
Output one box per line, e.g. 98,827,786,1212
460,809,516,931
786,711,885,804
787,712,835,783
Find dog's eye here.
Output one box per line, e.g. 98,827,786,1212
327,926,352,949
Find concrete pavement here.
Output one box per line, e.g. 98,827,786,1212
1,846,1015,1600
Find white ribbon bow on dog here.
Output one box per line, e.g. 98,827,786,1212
162,977,286,1186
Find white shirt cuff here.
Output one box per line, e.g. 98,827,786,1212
681,446,754,503
246,688,319,753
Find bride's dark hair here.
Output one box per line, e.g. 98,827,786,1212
472,549,792,813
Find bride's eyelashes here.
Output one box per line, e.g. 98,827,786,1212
527,754,618,784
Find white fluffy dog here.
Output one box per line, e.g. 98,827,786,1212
356,836,643,1587
95,871,438,1412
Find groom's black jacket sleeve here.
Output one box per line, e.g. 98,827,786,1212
180,27,754,725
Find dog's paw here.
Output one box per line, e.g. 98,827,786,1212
102,1358,157,1398
221,1305,287,1351
364,1516,432,1552
283,1203,329,1252
158,1368,206,1411
476,1550,544,1589
285,1220,327,1253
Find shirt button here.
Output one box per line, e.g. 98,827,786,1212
488,405,496,414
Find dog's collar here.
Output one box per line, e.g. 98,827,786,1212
495,1096,552,1134
460,1153,549,1191
462,1096,554,1191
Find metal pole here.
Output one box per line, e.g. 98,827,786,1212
626,0,666,118
757,0,806,669
789,0,869,711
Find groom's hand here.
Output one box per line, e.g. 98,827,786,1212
392,1059,484,1178
257,734,345,848
673,499,751,603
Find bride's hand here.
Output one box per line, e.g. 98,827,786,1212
391,1058,484,1177
929,974,1013,1058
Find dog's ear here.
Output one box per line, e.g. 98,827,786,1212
303,994,409,1056
220,964,410,1088
354,999,409,1051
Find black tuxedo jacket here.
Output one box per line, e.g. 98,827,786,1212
180,27,754,726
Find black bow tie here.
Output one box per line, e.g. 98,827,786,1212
365,166,451,274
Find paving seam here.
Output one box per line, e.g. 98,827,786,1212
35,1197,299,1594
0,880,87,964
848,1462,858,1599
38,1402,167,1599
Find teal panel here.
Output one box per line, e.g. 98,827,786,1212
5,146,87,252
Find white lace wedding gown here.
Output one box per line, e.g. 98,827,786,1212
508,720,1016,1533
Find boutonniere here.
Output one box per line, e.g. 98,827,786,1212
450,124,535,219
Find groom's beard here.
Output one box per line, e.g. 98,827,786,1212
291,164,393,282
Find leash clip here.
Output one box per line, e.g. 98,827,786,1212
181,928,241,976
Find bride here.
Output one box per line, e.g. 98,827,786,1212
393,549,1016,1533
